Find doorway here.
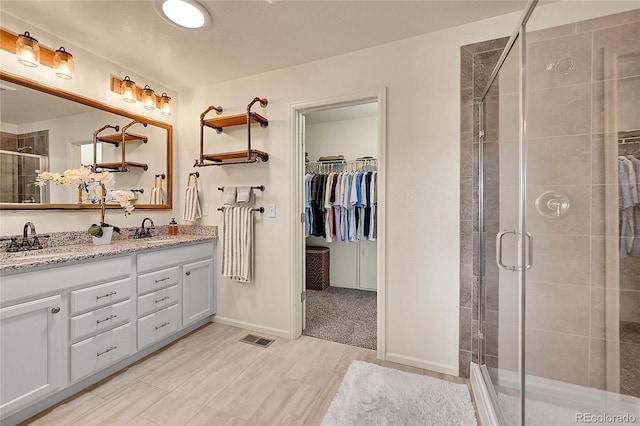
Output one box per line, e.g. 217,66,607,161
303,103,378,350
290,90,387,359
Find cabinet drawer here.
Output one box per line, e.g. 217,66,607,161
70,322,134,382
137,285,179,317
70,278,132,315
137,304,181,350
70,299,132,341
137,267,180,295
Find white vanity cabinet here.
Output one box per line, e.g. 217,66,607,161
0,239,216,425
0,295,63,417
136,241,215,349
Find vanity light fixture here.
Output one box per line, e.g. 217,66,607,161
111,76,172,115
141,85,156,110
160,93,172,116
121,76,137,103
1,28,76,79
157,0,210,29
15,31,40,67
53,47,74,79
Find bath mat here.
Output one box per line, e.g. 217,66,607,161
322,361,477,425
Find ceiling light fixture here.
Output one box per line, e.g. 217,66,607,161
158,0,209,29
15,31,40,67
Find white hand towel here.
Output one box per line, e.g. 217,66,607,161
223,186,237,205
236,186,253,204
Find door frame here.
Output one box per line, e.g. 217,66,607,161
288,88,387,360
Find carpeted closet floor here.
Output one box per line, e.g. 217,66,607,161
303,287,377,350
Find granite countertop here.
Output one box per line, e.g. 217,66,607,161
0,226,217,273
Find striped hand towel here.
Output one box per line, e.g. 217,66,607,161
184,185,202,222
221,206,253,283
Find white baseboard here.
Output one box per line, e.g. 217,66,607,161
471,363,500,426
213,316,291,339
385,352,458,377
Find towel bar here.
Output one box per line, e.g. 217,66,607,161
217,185,264,192
217,207,264,213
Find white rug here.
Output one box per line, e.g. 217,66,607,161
322,361,477,426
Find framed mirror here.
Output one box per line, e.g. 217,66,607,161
0,71,172,210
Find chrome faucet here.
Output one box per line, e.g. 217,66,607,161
134,217,155,238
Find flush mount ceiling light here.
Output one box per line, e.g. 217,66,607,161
157,0,210,29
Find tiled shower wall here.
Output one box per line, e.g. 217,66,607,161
459,37,507,378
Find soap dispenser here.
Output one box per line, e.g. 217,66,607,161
168,218,179,235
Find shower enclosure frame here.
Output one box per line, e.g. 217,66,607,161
471,1,537,425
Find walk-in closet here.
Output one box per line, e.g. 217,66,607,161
303,102,378,350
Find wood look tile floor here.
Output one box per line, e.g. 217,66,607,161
23,323,471,426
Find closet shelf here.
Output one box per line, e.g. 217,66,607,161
203,113,268,134
195,97,269,167
96,132,148,147
94,161,148,172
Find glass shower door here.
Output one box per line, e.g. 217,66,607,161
480,29,524,425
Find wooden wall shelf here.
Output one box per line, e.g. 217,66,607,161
94,161,148,172
96,132,148,147
203,113,269,133
195,97,269,167
93,121,149,172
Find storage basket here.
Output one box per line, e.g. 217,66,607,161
305,246,330,290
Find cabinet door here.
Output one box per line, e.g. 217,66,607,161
1,295,63,418
358,240,377,291
182,259,214,326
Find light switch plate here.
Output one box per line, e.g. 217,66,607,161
202,204,209,216
268,204,276,218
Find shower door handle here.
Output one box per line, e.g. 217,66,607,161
525,232,533,270
496,230,519,271
496,230,533,271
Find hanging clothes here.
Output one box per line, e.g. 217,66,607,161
304,160,377,244
619,156,636,256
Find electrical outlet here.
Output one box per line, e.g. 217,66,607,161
202,203,209,216
268,204,276,218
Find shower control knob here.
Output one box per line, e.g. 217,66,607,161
535,191,570,219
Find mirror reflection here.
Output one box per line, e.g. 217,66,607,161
0,73,172,209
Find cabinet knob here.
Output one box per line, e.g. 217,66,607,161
185,271,191,276
51,306,61,314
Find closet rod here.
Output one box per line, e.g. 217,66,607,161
217,206,264,213
217,185,264,191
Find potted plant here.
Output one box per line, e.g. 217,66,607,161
36,168,135,244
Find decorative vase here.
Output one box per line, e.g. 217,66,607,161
92,226,114,245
